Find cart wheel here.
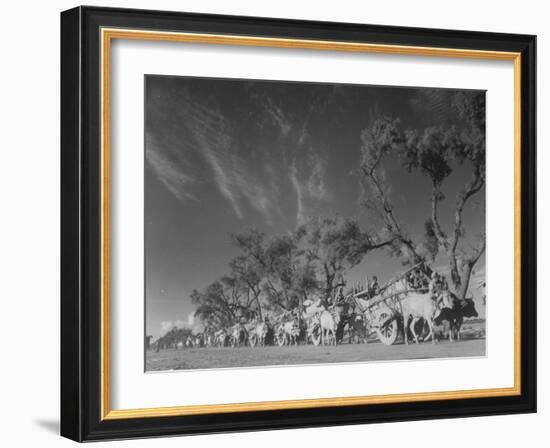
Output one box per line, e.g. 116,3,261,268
311,326,321,346
249,334,257,347
376,312,398,345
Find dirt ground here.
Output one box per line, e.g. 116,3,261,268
146,324,486,371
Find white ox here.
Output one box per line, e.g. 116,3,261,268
230,324,247,347
400,293,438,344
205,333,215,348
277,320,299,346
319,310,337,345
253,322,269,346
303,299,338,345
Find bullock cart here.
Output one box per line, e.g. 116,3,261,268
349,263,430,345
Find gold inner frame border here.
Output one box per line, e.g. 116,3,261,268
99,27,522,421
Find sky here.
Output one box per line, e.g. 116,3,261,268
145,76,486,339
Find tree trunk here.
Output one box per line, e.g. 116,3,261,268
448,250,461,290
456,261,474,301
255,294,263,321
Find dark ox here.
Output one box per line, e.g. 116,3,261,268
336,313,368,344
434,296,479,341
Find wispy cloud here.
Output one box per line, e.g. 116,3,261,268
182,98,275,224
297,127,309,146
200,140,244,218
147,83,335,227
307,153,330,201
262,96,292,136
289,152,331,225
145,133,198,202
289,161,307,225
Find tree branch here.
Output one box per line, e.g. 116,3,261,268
431,183,449,250
450,169,484,255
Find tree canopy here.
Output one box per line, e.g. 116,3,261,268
359,91,485,299
191,216,387,328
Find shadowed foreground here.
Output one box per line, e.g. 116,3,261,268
146,337,485,371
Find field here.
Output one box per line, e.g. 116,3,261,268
146,322,486,371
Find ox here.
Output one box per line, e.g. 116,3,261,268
319,310,337,345
215,329,228,347
434,295,479,341
185,336,193,348
277,320,300,346
253,321,270,346
337,313,368,344
400,293,438,344
194,334,203,348
230,324,248,347
205,333,215,348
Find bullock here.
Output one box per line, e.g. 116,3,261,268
214,329,228,347
400,293,438,344
276,320,300,346
205,333,215,348
230,324,248,347
337,312,368,344
253,321,270,346
319,310,337,345
185,336,193,348
194,334,203,348
246,321,269,347
434,295,479,341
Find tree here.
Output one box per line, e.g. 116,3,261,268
231,229,317,312
359,117,427,269
156,326,193,349
359,92,485,300
295,216,389,304
191,275,254,329
264,234,318,312
228,254,264,320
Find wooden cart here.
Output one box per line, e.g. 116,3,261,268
349,263,430,345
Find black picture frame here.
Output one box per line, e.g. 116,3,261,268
61,6,536,442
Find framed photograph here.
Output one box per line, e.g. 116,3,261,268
61,6,536,441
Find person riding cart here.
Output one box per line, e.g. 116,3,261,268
429,271,451,313
368,276,380,298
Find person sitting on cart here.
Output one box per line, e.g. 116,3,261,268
369,276,380,297
440,275,449,292
429,272,441,300
429,271,450,309
334,287,345,306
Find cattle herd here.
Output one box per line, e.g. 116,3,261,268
156,305,361,351
153,281,480,352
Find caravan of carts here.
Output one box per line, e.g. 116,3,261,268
160,262,460,350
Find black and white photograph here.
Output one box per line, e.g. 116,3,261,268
51,3,540,443
144,76,486,371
